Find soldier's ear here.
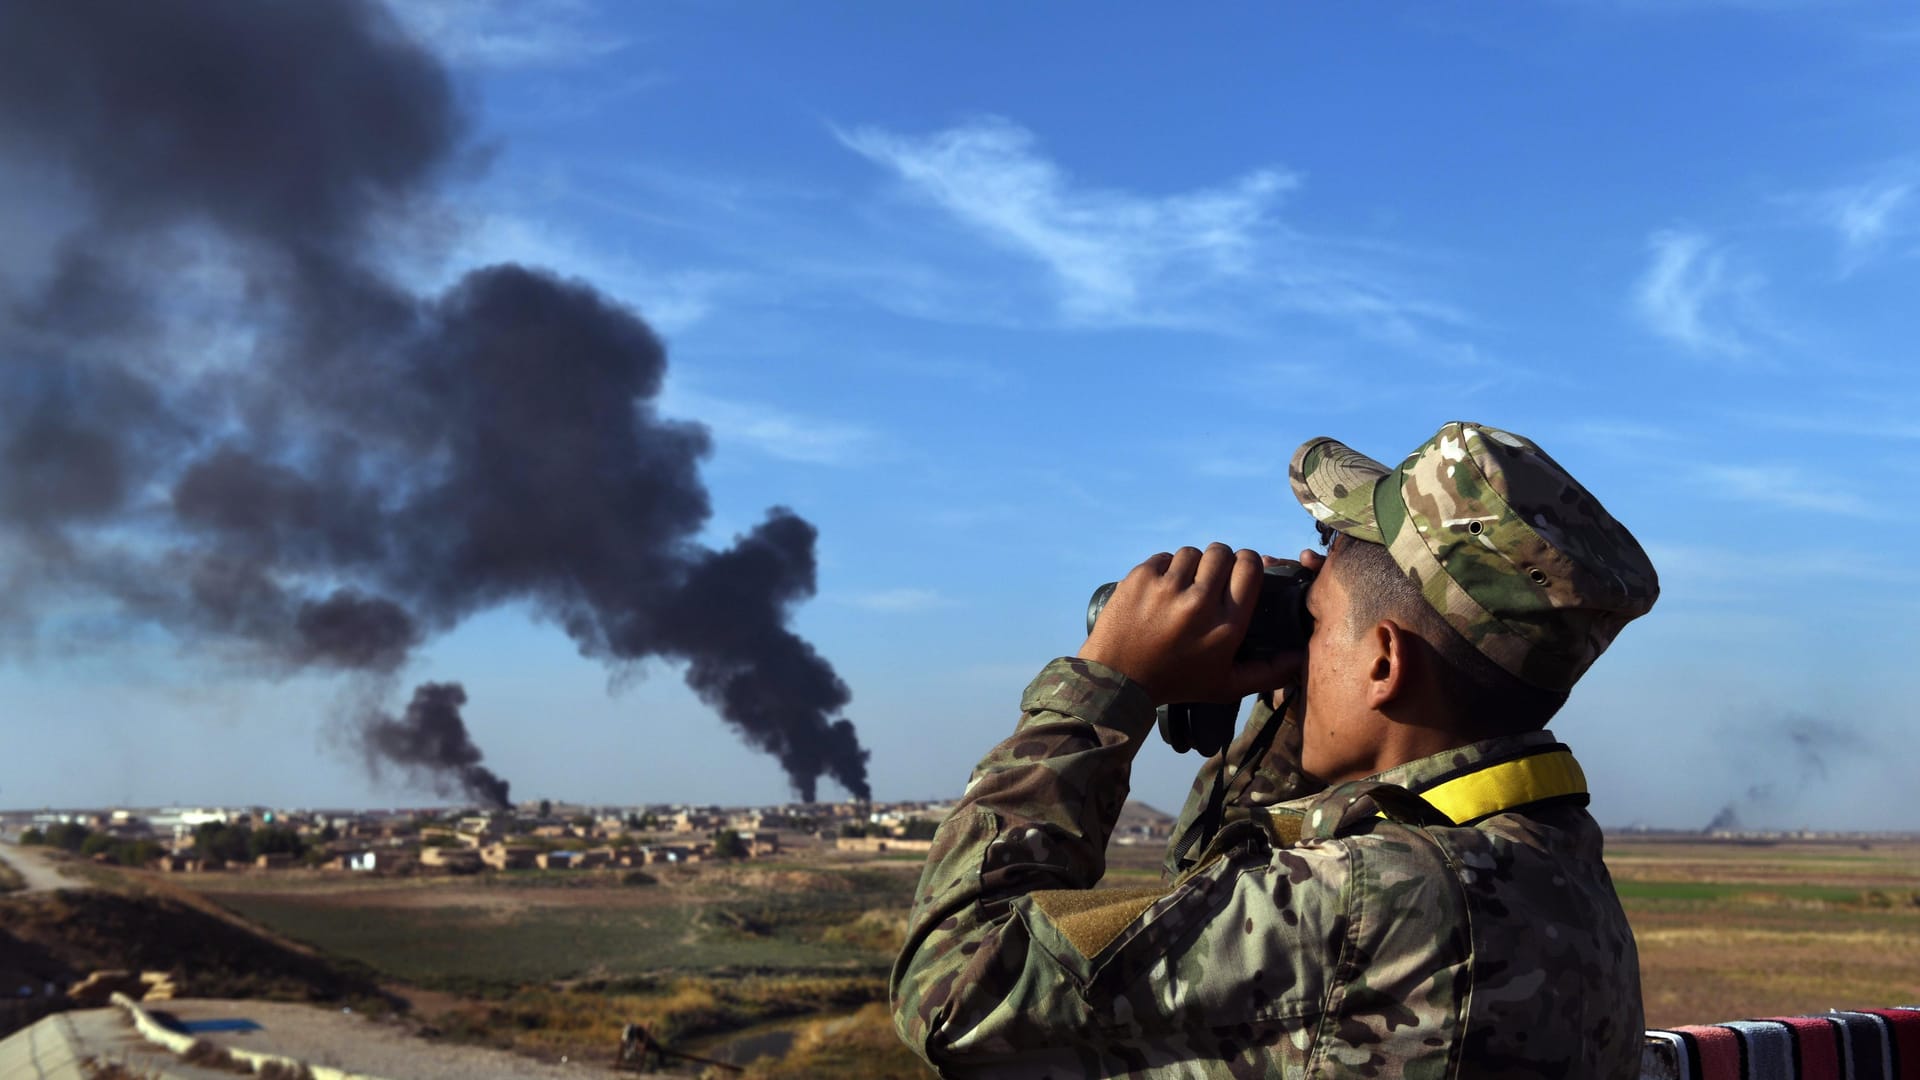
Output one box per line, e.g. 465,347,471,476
1364,620,1415,710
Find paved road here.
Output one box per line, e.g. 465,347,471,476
0,839,74,893
0,1008,251,1080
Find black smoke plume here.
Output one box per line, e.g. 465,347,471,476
1701,714,1868,834
361,683,510,810
0,2,870,802
1702,803,1742,834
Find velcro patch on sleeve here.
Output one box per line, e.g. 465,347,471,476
1259,808,1303,848
1028,885,1169,960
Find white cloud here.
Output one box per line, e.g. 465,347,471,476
834,588,956,613
1798,167,1920,274
1560,419,1688,446
1692,463,1880,518
1829,182,1911,255
388,0,627,69
1632,229,1766,357
836,117,1467,343
838,118,1292,320
660,388,878,467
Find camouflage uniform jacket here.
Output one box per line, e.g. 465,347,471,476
892,658,1644,1078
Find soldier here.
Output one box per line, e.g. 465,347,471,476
891,421,1659,1077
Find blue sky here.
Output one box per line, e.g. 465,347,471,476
6,2,1919,828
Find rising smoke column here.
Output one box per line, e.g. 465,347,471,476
362,683,511,810
0,1,870,802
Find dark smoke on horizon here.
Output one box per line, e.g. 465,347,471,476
0,2,871,802
1701,714,1865,834
361,683,511,810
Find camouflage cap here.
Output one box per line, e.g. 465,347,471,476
1288,421,1658,691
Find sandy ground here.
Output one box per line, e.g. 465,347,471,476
0,840,77,894
152,998,663,1079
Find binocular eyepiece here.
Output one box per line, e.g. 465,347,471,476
1085,561,1316,756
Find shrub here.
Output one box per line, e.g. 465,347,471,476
45,823,93,852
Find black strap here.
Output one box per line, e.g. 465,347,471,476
1170,689,1292,870
1171,761,1229,869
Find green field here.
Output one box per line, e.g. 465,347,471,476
1611,878,1890,904
197,866,912,992
156,860,931,1075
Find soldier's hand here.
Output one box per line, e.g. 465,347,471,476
1079,543,1304,706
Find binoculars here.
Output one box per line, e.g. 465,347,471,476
1085,561,1315,756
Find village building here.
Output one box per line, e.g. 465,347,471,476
671,809,722,834
335,850,412,873
456,814,501,836
419,846,482,873
835,836,933,855
641,844,695,865
479,843,537,870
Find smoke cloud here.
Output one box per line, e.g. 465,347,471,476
361,683,510,810
0,2,870,802
1701,714,1866,833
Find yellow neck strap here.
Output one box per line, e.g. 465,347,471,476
1415,749,1587,825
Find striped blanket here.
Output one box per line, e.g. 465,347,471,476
1643,1009,1920,1080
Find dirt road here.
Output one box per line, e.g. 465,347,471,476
0,840,75,894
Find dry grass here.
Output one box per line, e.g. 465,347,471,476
743,1002,932,1079
430,973,887,1062
1609,837,1920,1027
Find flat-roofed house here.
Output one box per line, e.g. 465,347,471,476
419,846,482,873
480,843,537,870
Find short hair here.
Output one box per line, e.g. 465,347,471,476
1331,537,1569,735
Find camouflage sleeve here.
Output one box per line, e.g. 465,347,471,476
890,658,1359,1076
